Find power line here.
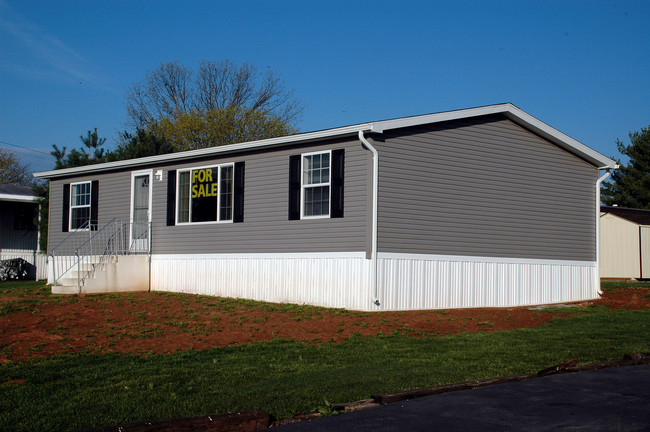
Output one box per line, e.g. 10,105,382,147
0,139,56,161
0,139,53,156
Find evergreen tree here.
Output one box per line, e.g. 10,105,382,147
80,128,107,160
51,128,109,169
38,128,109,251
108,128,175,161
602,125,650,208
33,182,49,252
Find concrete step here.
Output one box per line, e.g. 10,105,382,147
52,284,81,294
58,278,80,287
51,255,150,295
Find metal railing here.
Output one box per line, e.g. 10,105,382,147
49,220,151,291
49,220,93,286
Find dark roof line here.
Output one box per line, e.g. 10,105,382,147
601,206,650,225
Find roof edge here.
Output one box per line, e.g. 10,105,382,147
34,123,374,179
371,103,617,169
34,103,616,179
0,193,37,202
503,105,617,169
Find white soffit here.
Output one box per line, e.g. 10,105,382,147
34,103,616,179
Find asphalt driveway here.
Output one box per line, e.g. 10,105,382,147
276,364,650,431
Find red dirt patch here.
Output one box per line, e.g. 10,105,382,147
597,287,650,310
1,286,648,362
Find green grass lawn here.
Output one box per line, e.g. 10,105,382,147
0,281,649,431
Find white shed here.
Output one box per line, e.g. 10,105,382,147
600,206,650,280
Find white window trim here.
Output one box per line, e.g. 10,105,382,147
300,150,332,220
175,162,235,225
129,170,153,245
69,180,92,232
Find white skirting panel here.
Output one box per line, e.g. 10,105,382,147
149,252,597,311
151,253,372,310
376,253,598,310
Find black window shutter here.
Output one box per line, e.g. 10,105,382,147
90,180,99,231
331,149,345,218
233,162,245,223
62,183,70,232
167,170,176,226
288,155,301,220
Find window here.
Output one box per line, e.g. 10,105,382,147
176,164,234,224
302,151,331,218
289,149,344,220
70,181,91,230
62,180,98,232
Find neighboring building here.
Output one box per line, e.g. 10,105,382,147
600,206,650,279
0,184,46,280
34,103,617,310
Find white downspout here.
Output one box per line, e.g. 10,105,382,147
358,130,380,306
595,170,612,295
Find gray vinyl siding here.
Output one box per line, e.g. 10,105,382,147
152,137,368,254
48,136,369,255
374,115,598,261
48,171,132,252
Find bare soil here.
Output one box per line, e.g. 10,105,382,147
1,286,648,363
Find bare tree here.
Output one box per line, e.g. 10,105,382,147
125,60,303,134
126,61,193,127
0,147,32,185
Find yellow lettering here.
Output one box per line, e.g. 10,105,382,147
191,168,218,199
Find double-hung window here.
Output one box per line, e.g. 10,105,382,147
301,151,331,218
176,164,234,224
288,149,344,220
69,181,91,230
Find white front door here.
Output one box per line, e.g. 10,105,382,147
130,171,152,252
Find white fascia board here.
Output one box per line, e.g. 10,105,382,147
502,105,617,169
0,193,37,202
33,103,617,179
370,103,617,169
34,123,375,179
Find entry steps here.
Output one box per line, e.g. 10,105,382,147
52,255,150,294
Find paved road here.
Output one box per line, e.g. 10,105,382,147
276,365,650,431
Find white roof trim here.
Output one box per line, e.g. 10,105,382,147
371,103,616,168
34,123,374,179
34,103,616,179
0,193,37,202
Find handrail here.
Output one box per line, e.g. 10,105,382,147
49,219,151,290
49,219,91,256
48,219,94,285
74,219,122,292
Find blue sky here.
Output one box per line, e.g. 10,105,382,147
0,0,648,173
